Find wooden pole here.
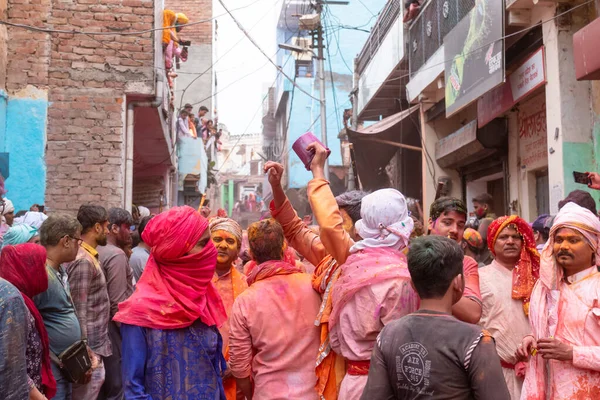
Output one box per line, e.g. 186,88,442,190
353,136,422,152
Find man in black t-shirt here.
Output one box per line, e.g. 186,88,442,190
361,236,510,400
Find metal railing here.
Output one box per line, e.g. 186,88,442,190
355,0,401,77
408,0,475,76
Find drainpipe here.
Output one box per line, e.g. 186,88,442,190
125,73,165,213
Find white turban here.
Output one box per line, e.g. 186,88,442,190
2,199,14,215
138,206,150,218
350,188,414,253
540,202,600,289
13,211,48,229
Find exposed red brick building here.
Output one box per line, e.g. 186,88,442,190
1,0,175,213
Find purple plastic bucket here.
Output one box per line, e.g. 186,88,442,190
292,132,331,171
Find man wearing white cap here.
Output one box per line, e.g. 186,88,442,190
518,202,600,399
329,188,420,400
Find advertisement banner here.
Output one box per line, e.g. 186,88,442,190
478,47,546,128
444,0,505,117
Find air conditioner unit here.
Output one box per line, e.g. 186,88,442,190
299,13,320,30
291,37,313,62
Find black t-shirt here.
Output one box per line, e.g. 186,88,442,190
361,310,510,400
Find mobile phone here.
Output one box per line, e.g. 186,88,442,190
38,205,45,213
573,171,591,185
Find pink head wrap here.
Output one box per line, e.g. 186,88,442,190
540,202,600,290
114,206,226,329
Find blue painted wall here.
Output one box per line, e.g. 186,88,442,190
3,92,47,211
278,0,387,188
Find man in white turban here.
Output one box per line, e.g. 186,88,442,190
518,202,600,399
13,211,48,230
328,189,420,400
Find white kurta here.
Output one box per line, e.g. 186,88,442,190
479,260,531,400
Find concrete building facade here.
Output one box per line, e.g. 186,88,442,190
352,0,600,222
166,0,215,209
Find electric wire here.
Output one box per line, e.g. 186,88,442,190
217,0,322,103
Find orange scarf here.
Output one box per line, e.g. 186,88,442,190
223,267,248,400
312,255,344,400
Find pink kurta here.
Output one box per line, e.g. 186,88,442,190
522,266,600,399
479,260,531,399
228,272,321,400
329,249,419,400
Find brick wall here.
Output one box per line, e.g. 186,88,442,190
133,175,165,212
6,0,157,213
165,0,212,44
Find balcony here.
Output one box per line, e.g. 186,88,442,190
408,0,475,76
355,0,406,120
356,0,401,77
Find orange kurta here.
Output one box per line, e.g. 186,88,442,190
162,10,177,45
270,178,353,399
212,267,248,400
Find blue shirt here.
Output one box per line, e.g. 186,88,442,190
34,265,82,355
0,278,29,400
121,320,227,400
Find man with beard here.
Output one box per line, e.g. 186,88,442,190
67,205,111,400
97,208,134,400
428,197,482,323
518,203,600,399
209,217,248,400
479,216,540,399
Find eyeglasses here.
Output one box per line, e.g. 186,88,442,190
67,235,84,246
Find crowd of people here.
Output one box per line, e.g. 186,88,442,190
1,141,600,400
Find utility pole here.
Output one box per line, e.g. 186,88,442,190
314,0,329,181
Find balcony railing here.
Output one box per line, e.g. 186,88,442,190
355,0,401,77
408,0,475,76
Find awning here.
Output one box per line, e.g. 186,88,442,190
347,105,421,191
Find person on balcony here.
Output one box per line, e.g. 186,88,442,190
403,0,423,23
163,11,189,70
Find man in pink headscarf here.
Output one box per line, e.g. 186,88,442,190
114,206,228,400
517,202,600,399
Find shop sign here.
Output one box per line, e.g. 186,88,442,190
444,0,505,117
435,120,483,168
518,94,547,171
478,47,546,128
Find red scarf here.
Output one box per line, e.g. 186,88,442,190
246,259,304,286
114,206,226,330
0,244,56,398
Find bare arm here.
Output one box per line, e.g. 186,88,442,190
236,377,253,400
265,161,328,266
454,257,482,324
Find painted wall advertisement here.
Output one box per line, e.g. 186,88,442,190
518,94,548,171
444,0,505,117
478,47,546,128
